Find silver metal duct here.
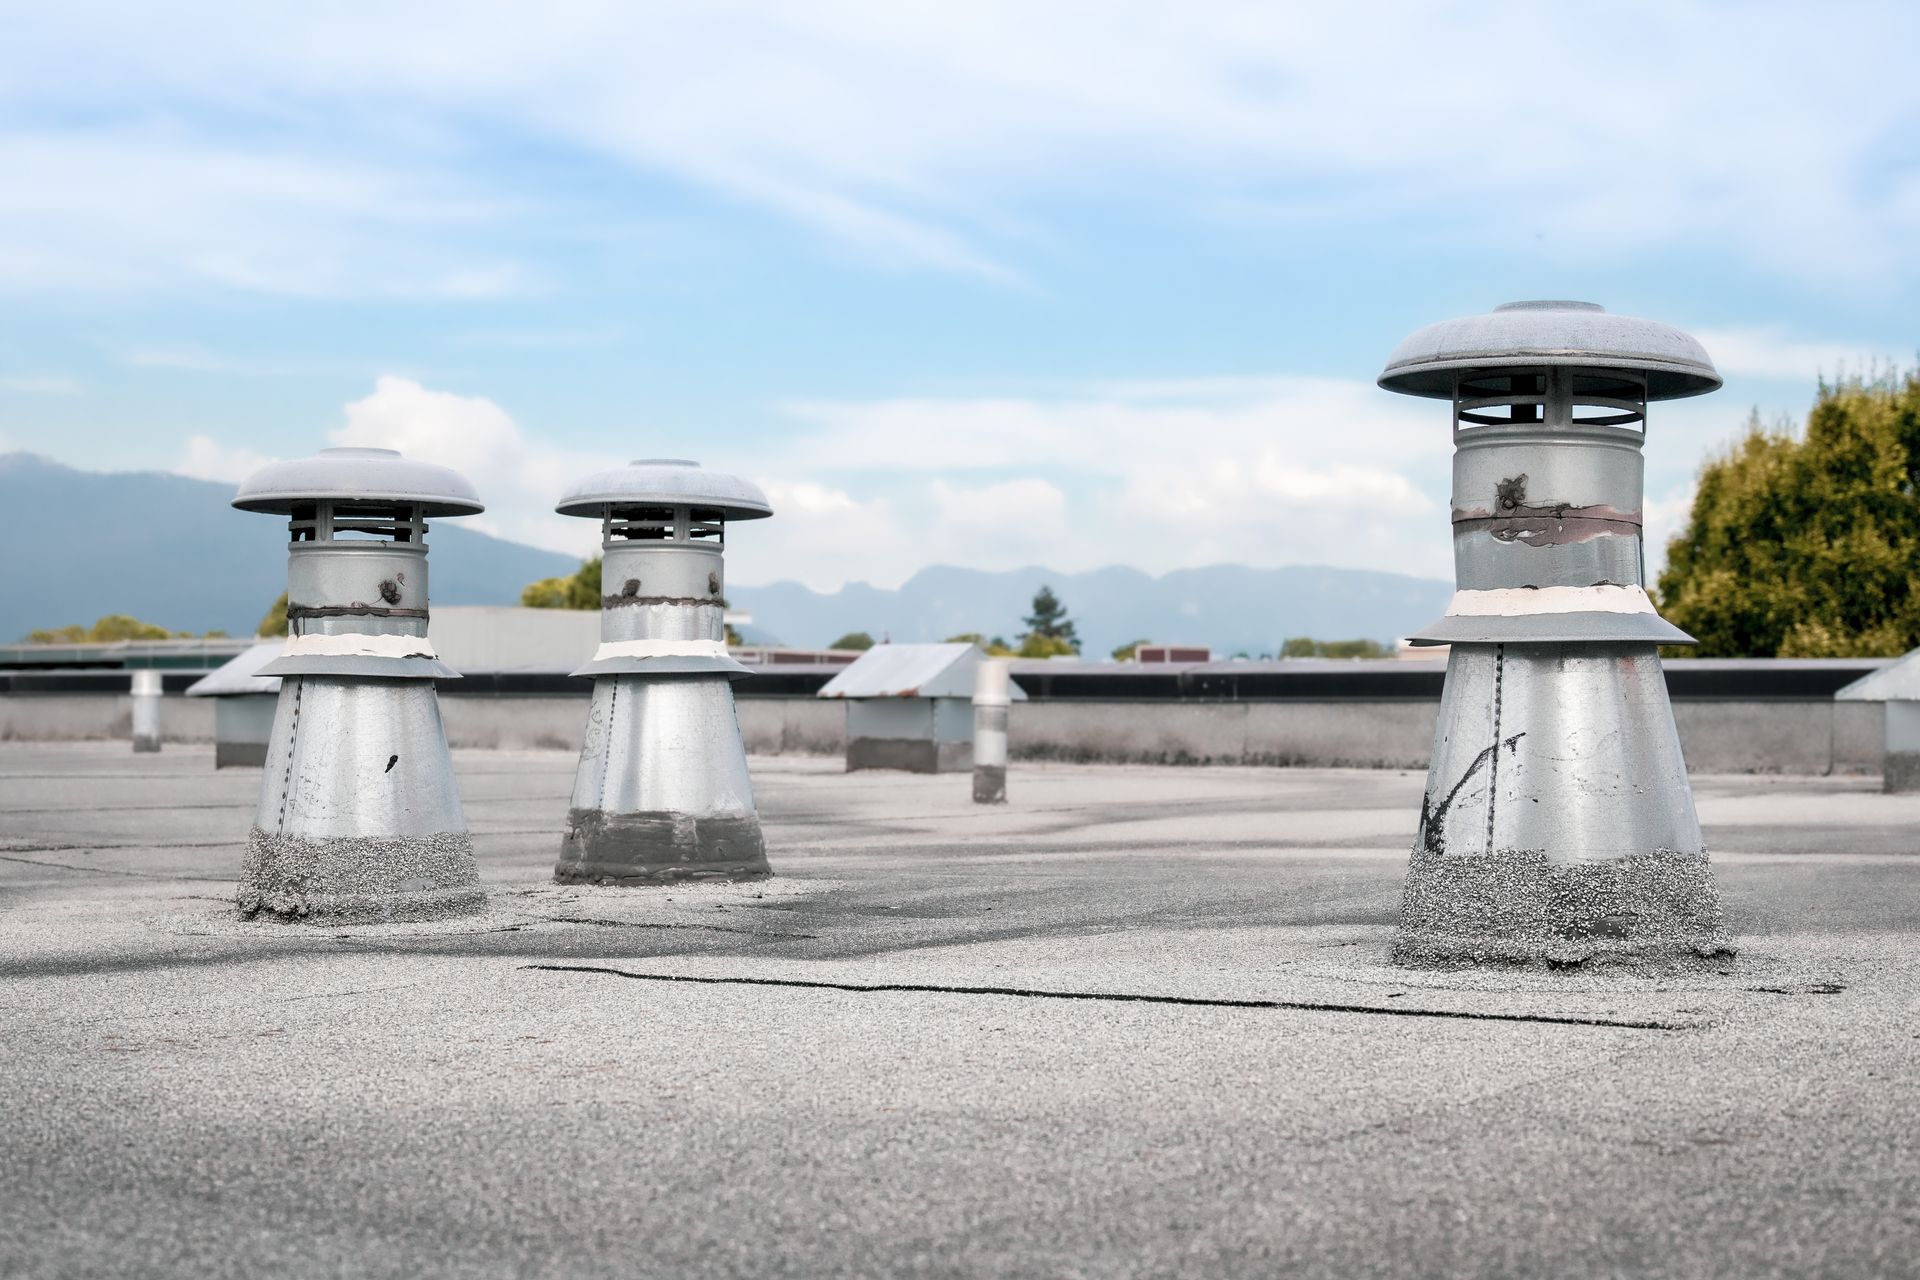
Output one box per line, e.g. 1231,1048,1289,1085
129,669,162,753
1380,301,1733,967
231,447,486,923
972,658,1010,803
552,459,774,884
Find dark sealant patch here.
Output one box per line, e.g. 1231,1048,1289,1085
599,593,719,609
554,807,772,885
238,827,485,924
973,765,1008,804
1415,732,1526,857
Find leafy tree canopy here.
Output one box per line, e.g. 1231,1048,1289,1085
1658,372,1920,657
946,632,1016,656
521,556,603,611
1111,638,1151,661
1020,585,1079,653
1280,636,1390,659
26,615,203,644
258,592,289,637
1017,633,1077,659
830,631,875,651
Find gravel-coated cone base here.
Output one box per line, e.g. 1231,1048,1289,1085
554,807,772,885
1392,846,1734,970
237,828,485,924
973,765,1007,804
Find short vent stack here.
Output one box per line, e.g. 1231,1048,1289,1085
552,459,775,885
1378,301,1733,967
233,446,485,923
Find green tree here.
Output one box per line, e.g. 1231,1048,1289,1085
945,632,1016,656
1017,633,1076,659
26,615,193,644
1280,637,1389,659
830,631,875,651
1020,585,1079,654
257,592,290,637
1111,638,1150,661
1659,373,1920,657
521,556,603,610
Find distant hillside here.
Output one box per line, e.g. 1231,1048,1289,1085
0,453,1454,653
730,563,1453,657
0,453,578,641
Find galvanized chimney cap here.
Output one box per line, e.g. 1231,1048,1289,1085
1378,300,1721,401
556,458,773,520
232,446,484,515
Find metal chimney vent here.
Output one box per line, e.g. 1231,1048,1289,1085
231,446,486,923
1379,302,1732,968
552,458,775,884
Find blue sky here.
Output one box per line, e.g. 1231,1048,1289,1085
1,1,1916,590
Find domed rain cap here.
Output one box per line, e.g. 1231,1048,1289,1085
1378,300,1721,401
233,447,484,516
556,458,773,520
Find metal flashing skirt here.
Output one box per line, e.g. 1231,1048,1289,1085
1397,643,1731,967
555,675,770,884
240,676,484,923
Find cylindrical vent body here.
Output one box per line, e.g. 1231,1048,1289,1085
130,669,162,753
972,658,1010,804
556,502,770,883
1379,303,1729,967
232,447,485,924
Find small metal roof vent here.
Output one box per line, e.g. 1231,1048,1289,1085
556,458,773,520
1835,651,1920,703
232,446,484,515
1378,300,1721,401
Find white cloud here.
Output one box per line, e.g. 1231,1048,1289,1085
1691,328,1904,383
0,129,530,297
328,376,604,555
2,3,1918,287
753,377,1455,585
171,371,1460,590
175,434,278,483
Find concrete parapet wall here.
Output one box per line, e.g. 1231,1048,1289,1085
1009,697,1882,775
436,692,847,756
0,688,1887,775
0,694,215,743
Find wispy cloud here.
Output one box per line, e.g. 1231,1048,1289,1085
175,434,277,483
1691,327,1907,383
2,3,1917,291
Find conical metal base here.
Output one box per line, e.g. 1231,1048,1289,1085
556,675,770,885
241,677,483,923
1397,643,1731,968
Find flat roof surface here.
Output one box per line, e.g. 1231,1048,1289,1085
3,743,1916,1278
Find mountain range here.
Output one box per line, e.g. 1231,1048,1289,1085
728,564,1452,656
0,453,578,641
0,453,1454,654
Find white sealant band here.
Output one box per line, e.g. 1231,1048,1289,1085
283,633,440,659
1444,585,1659,617
591,639,732,661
